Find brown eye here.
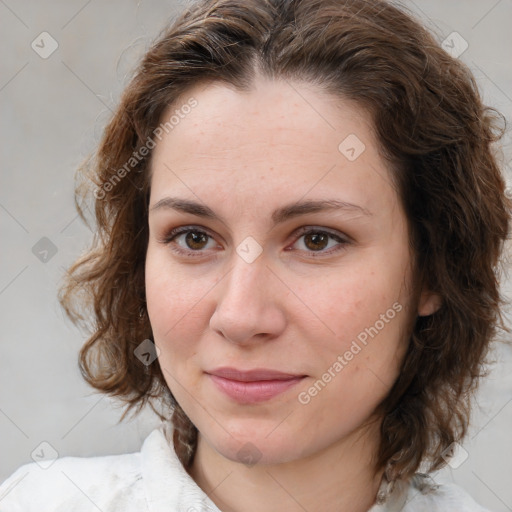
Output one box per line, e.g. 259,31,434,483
291,228,349,257
162,227,218,256
303,232,330,251
184,231,210,250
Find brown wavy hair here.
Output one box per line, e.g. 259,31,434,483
59,0,511,489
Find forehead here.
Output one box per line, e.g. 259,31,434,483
149,77,395,216
152,77,373,158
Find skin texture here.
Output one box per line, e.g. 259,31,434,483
145,77,441,512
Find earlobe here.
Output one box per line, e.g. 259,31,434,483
417,290,443,317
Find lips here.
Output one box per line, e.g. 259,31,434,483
206,367,307,404
208,367,305,381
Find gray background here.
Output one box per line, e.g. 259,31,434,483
1,0,511,510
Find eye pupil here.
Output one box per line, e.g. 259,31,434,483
186,231,208,250
305,232,328,251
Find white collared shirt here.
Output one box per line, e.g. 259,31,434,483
0,423,491,512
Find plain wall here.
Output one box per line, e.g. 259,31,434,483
1,0,511,510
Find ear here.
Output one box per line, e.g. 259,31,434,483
417,288,442,317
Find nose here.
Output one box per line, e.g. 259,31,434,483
209,252,287,345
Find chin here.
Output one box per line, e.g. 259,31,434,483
219,441,300,467
201,420,307,467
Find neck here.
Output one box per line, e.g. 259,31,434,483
188,419,385,512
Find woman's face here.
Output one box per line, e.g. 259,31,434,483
145,77,439,465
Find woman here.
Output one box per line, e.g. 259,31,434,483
1,0,509,510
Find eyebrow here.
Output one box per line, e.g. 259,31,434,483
150,196,372,227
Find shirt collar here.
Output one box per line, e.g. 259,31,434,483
141,423,414,512
141,423,222,512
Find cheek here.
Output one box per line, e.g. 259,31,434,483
145,254,214,405
291,274,408,439
302,263,405,342
145,246,215,362
296,257,411,389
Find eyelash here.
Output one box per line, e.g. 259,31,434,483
160,225,350,258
